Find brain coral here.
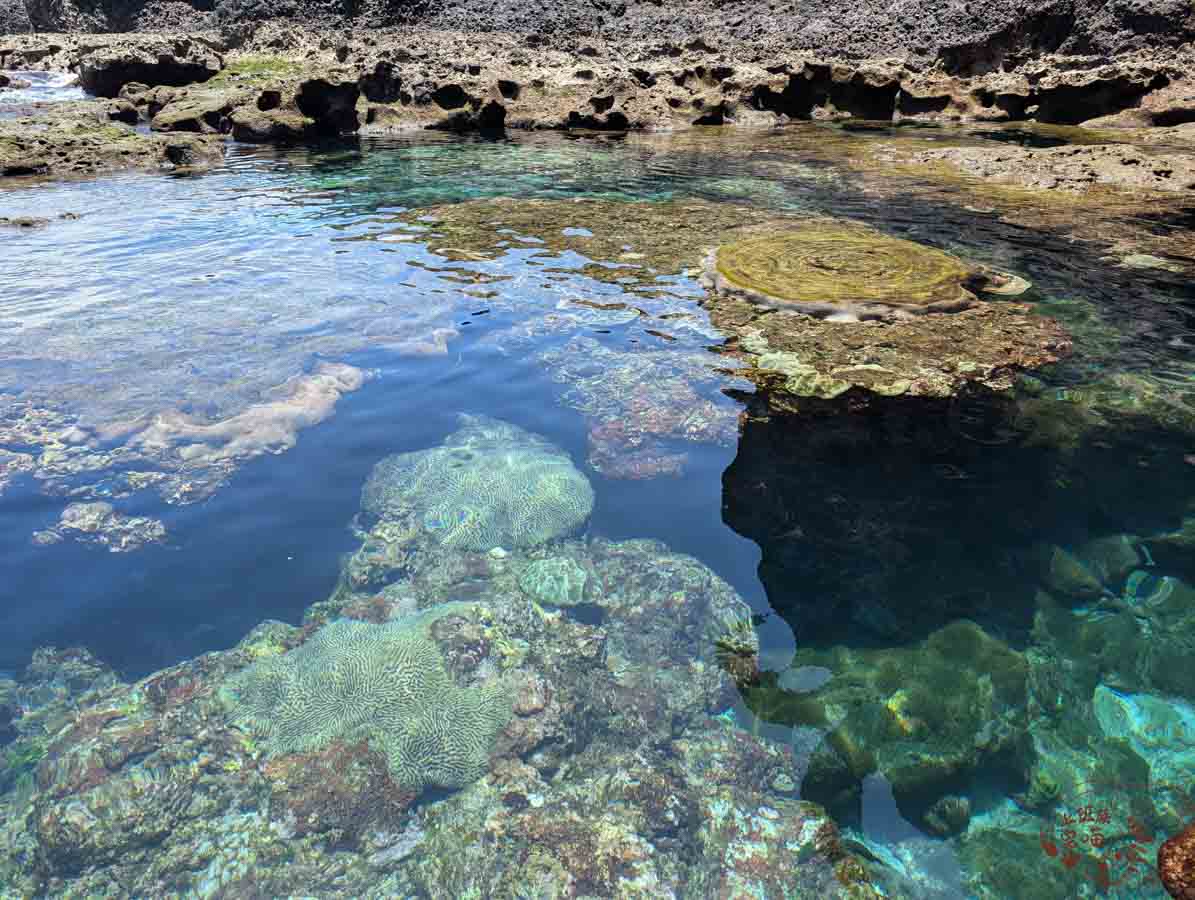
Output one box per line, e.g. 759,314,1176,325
219,605,512,791
708,223,1015,319
362,414,594,551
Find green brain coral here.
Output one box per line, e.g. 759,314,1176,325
362,414,594,551
219,606,512,791
710,223,991,318
519,557,589,607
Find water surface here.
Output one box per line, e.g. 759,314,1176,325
2,125,1195,897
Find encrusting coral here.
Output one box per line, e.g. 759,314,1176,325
707,223,1012,319
219,605,513,791
362,415,594,551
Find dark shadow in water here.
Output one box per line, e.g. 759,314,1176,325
721,389,1195,649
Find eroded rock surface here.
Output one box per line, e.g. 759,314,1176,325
3,30,1195,148
0,100,221,177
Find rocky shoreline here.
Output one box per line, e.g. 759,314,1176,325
1,25,1194,182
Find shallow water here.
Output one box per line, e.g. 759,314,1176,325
2,125,1195,897
0,70,85,112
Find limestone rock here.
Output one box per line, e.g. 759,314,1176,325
77,38,223,98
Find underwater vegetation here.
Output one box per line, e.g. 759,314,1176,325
361,415,594,552
745,620,1029,827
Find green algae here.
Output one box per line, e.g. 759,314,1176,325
0,736,47,795
743,620,1029,825
210,55,303,86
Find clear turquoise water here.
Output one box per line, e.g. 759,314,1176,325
2,128,1195,897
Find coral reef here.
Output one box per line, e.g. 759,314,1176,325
31,501,167,552
706,223,1020,319
126,361,366,463
0,516,881,897
220,607,513,791
537,336,744,479
518,557,589,608
361,415,594,551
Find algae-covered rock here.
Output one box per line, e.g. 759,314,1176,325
1040,544,1106,599
713,296,1071,404
518,556,589,607
744,620,1029,825
707,223,1012,319
0,106,222,178
1075,534,1141,585
220,605,513,792
362,415,594,551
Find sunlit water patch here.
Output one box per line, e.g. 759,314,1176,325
0,70,85,113
1,128,1195,898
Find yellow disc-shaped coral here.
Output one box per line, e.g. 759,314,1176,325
711,224,985,318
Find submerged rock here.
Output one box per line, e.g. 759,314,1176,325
31,501,167,552
518,556,589,607
1093,685,1195,803
362,415,594,552
126,361,366,464
0,523,884,897
1040,544,1106,599
922,794,971,837
743,620,1029,828
537,336,744,479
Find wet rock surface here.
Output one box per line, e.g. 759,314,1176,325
2,30,1195,148
0,98,221,177
384,195,1070,413
894,141,1195,193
